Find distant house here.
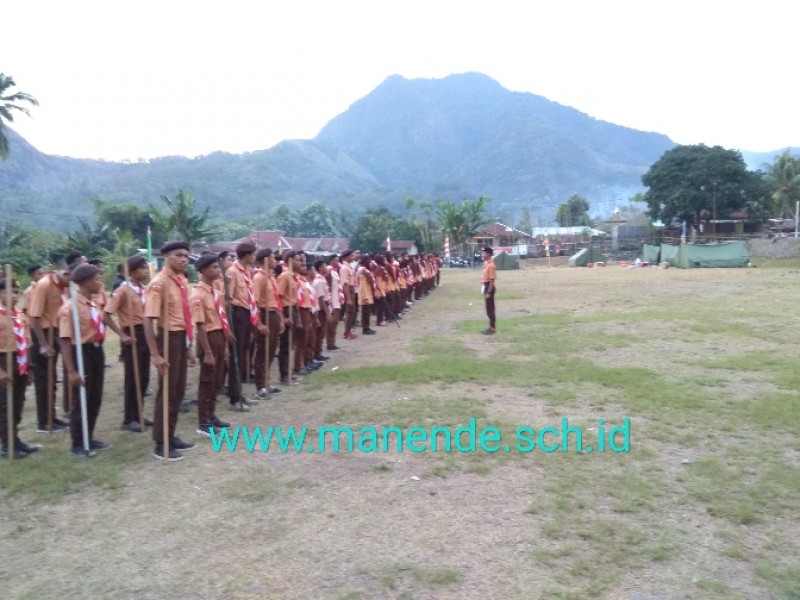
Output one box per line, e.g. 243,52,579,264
381,239,419,255
470,223,534,255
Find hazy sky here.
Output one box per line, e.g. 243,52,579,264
3,0,797,161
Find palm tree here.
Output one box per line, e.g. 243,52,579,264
764,151,800,219
0,74,39,159
158,190,215,244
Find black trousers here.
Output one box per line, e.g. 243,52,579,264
485,288,496,329
228,306,252,402
152,331,189,444
68,344,105,448
31,327,58,427
122,324,150,424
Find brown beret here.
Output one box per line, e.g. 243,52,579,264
71,264,100,283
194,254,219,272
127,256,147,272
160,241,190,255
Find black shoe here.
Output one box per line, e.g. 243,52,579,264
37,423,67,433
188,398,198,406
211,416,231,428
153,445,183,461
1,445,28,459
170,437,196,451
305,363,321,371
268,385,281,394
229,402,251,412
15,438,41,454
90,440,112,451
178,401,190,413
54,418,69,427
481,327,497,335
363,329,377,335
279,376,300,386
327,345,342,351
144,417,154,427
70,446,96,458
314,355,330,362
196,423,213,437
122,421,143,433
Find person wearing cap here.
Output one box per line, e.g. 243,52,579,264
276,250,300,385
358,255,377,335
28,262,71,433
143,241,196,461
338,250,358,340
252,248,283,399
480,246,497,335
191,254,233,437
225,241,259,409
104,255,152,432
1,278,40,459
58,264,109,457
18,264,45,315
325,254,343,351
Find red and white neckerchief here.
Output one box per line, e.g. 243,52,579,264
0,306,29,375
269,273,283,312
169,274,194,347
212,287,231,335
293,274,306,305
51,274,68,304
362,268,378,294
88,300,106,344
233,262,258,325
125,280,146,305
304,277,318,313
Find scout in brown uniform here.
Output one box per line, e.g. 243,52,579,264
28,266,70,433
310,260,331,364
58,264,109,457
339,250,358,340
325,254,343,351
144,241,196,461
358,256,377,335
225,242,259,409
191,254,233,436
253,248,283,399
276,251,300,385
104,256,151,432
480,246,497,335
294,262,317,375
19,264,45,315
1,279,39,459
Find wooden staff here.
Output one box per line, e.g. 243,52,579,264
5,264,15,461
161,272,170,461
287,262,294,383
122,260,145,431
68,281,91,454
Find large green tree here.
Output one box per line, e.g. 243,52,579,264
155,190,215,244
0,73,38,159
763,150,800,219
350,207,420,254
641,144,755,225
296,201,339,237
436,196,490,249
555,194,592,227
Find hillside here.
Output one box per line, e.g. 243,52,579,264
1,72,679,231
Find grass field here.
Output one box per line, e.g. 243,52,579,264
2,261,800,599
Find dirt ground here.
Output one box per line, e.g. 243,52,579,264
2,264,800,600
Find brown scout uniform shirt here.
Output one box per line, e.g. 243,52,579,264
105,282,145,328
144,266,190,331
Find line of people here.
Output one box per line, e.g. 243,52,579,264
0,243,443,461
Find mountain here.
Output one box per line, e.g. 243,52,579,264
740,147,800,172
2,72,679,232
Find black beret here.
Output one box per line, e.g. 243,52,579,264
482,246,494,255
340,249,353,260
194,254,219,272
71,264,100,283
236,241,257,255
160,240,190,255
127,256,148,272
27,264,43,275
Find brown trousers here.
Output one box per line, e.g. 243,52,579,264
293,308,310,372
30,327,58,427
122,324,150,425
304,309,317,366
68,344,105,448
326,307,340,347
0,353,26,447
360,303,372,332
485,288,496,329
152,330,189,444
254,309,281,389
197,329,226,425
